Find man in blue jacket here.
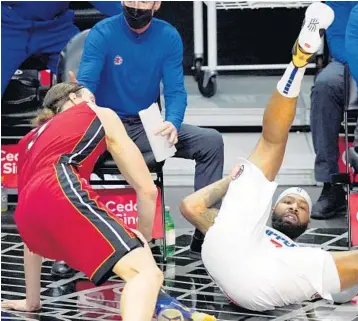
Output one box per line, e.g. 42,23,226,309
310,2,358,220
73,1,224,258
1,1,121,96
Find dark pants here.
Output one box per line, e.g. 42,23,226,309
310,61,358,183
122,118,224,193
1,6,79,96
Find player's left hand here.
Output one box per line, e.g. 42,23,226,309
1,299,41,312
68,71,78,84
155,121,178,147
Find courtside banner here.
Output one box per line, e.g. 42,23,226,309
349,193,358,246
1,144,19,188
96,187,164,239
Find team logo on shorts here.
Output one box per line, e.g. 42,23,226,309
114,55,123,65
232,165,244,180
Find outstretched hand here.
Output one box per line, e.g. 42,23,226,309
68,71,78,84
1,299,41,312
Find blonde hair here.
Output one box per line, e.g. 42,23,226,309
32,82,84,126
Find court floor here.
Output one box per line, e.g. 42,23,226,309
2,227,358,321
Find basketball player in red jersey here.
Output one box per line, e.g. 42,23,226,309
0,83,215,321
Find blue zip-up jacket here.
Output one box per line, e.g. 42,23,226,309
345,4,358,84
2,1,121,21
77,14,187,131
326,2,358,83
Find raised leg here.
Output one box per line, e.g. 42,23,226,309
249,3,334,181
180,2,335,235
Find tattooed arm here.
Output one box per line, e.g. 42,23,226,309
179,175,233,234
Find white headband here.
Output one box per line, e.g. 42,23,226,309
274,187,312,215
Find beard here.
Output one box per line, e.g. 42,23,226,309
271,211,308,240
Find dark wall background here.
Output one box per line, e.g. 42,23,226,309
71,2,309,75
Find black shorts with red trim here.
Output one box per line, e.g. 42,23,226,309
15,164,143,286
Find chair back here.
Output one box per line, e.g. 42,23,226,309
57,29,90,82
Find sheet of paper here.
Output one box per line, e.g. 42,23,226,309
139,103,177,162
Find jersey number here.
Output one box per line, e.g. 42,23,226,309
27,121,51,152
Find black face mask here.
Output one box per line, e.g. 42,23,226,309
123,5,153,30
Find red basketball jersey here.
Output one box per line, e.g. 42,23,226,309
17,102,107,194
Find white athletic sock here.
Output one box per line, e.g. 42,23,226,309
277,62,306,98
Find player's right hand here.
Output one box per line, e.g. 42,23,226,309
1,299,41,312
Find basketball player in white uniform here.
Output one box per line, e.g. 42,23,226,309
180,2,358,312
